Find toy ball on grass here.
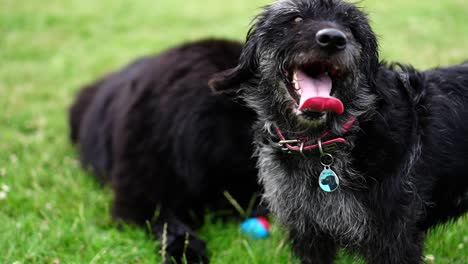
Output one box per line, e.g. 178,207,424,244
240,217,270,239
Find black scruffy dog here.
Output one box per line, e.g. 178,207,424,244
69,39,260,263
210,0,468,263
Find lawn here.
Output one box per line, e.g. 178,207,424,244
1,0,467,263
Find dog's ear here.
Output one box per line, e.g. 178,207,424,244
209,31,259,93
208,66,250,93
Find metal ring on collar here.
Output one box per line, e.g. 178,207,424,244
317,138,324,156
300,141,305,157
320,153,334,167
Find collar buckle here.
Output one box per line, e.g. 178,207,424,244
278,139,301,145
278,139,302,152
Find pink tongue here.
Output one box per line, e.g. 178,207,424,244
296,70,344,114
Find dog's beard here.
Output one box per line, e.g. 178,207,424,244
255,138,370,245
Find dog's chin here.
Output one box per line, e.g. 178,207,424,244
295,109,328,128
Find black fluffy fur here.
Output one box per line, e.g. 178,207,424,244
69,39,261,263
210,0,468,263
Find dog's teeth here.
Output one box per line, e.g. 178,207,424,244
293,72,299,89
293,75,301,92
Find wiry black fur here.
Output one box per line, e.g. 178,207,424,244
210,0,468,263
69,39,261,263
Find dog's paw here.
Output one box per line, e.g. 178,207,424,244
161,234,208,264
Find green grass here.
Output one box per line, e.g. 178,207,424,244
1,0,467,263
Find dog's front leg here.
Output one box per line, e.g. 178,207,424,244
111,167,208,263
153,212,208,264
290,230,337,264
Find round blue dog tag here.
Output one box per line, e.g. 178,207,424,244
319,169,339,192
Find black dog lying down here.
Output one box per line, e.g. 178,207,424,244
69,40,260,263
209,0,468,263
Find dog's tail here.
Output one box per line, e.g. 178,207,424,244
69,79,104,143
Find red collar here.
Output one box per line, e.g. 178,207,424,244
276,117,356,154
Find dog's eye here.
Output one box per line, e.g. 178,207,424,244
293,16,303,24
336,11,349,20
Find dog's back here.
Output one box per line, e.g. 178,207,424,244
370,63,468,228
69,57,152,182
69,39,260,262
417,63,468,227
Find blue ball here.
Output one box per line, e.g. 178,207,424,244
240,217,270,239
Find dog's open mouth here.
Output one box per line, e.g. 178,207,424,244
287,62,345,120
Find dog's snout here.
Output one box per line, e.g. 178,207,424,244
315,28,347,52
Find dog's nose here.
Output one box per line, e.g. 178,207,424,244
315,28,347,52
